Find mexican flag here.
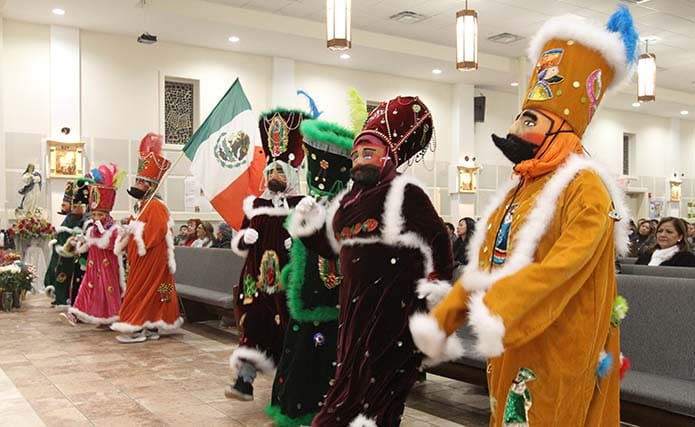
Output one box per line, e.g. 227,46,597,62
184,79,266,230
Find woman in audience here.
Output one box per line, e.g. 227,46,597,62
452,217,476,267
444,222,456,243
629,218,655,257
636,217,695,267
183,218,201,246
211,222,233,249
192,221,215,248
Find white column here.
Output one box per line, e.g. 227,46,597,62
0,18,6,228
271,57,296,107
48,25,81,227
448,83,476,220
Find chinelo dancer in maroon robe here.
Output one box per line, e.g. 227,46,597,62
288,96,456,426
225,107,311,401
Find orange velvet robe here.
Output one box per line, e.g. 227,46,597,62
111,198,182,333
415,155,630,426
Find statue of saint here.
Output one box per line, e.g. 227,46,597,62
18,163,42,215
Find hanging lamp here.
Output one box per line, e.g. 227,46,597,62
637,40,656,102
456,0,478,71
327,0,351,51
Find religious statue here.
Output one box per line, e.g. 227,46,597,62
17,163,42,215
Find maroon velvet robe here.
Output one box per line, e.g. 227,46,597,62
231,194,303,373
291,174,453,426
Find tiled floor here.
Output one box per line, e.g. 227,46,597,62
0,294,490,426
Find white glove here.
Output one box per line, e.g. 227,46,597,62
296,197,317,214
243,228,259,245
284,238,292,250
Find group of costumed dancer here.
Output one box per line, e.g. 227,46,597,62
41,6,638,426
45,132,182,343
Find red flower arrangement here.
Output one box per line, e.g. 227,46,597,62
10,216,55,240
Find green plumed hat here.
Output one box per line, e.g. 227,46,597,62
299,119,354,198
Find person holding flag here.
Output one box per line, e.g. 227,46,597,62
225,104,312,402
111,132,182,343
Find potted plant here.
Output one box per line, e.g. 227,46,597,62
0,262,35,310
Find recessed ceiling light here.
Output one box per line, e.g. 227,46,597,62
632,102,641,107
52,8,66,15
340,53,351,60
431,69,442,75
510,82,519,87
228,36,240,43
681,110,689,115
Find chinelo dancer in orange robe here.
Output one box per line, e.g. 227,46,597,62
111,133,182,343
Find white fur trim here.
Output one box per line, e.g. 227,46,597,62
54,225,82,234
114,225,131,256
55,244,75,258
48,239,57,251
117,252,126,297
423,334,465,368
527,14,635,93
350,414,378,427
44,285,55,298
129,220,146,257
409,312,447,359
461,154,629,293
229,346,276,377
231,229,249,258
165,217,177,275
287,197,327,237
416,279,452,310
68,307,119,325
324,190,347,254
243,195,290,219
110,316,184,333
83,225,118,250
468,292,505,358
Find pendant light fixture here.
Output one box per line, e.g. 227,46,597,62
326,0,351,51
637,40,656,102
456,0,478,71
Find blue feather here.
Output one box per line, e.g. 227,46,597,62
597,352,614,378
606,5,640,64
90,168,103,184
297,90,323,119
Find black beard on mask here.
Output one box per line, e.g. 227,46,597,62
267,179,287,193
127,186,146,200
491,133,540,164
350,164,381,187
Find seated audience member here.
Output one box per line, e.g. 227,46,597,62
192,221,215,248
183,218,201,246
453,217,476,267
684,219,695,249
636,217,695,267
444,222,456,243
628,219,637,237
212,222,233,249
174,225,189,246
629,218,655,257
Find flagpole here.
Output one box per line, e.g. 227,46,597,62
132,150,186,222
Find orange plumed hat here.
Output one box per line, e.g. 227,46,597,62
136,133,171,185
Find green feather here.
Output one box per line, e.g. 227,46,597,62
347,88,368,134
611,295,629,327
300,120,354,153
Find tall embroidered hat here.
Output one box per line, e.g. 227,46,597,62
523,5,639,136
300,120,354,198
88,163,127,213
258,108,312,169
137,133,171,185
72,177,95,207
62,181,75,203
357,96,433,166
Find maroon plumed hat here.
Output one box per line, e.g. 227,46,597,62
356,96,433,166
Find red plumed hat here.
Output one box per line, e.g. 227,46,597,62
136,133,171,184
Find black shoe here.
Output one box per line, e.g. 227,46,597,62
224,376,253,401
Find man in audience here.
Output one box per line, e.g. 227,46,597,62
174,225,189,246
225,107,310,401
684,219,695,249
290,96,454,426
411,6,638,425
211,222,234,249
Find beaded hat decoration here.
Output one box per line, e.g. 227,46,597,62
88,163,126,213
300,120,354,198
258,108,312,169
136,133,172,185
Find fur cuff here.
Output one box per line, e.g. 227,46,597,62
416,279,452,310
68,307,119,325
231,229,249,258
423,333,465,368
410,312,446,358
350,414,378,427
129,220,146,256
110,316,184,333
230,346,276,377
468,292,505,358
165,217,176,275
45,285,55,298
55,244,75,258
287,197,326,238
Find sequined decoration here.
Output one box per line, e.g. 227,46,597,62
502,368,536,427
267,114,290,158
318,256,342,289
242,274,256,305
313,332,325,348
258,250,281,293
586,69,603,120
157,283,174,303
